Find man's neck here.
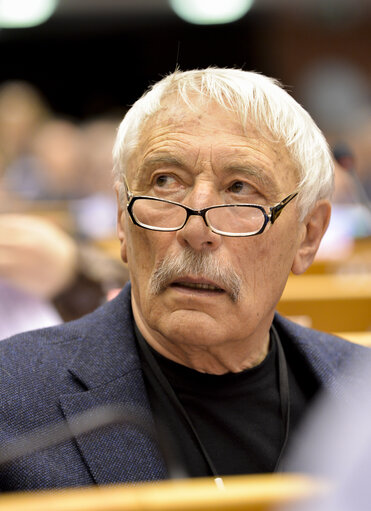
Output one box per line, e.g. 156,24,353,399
133,306,271,375
143,336,270,374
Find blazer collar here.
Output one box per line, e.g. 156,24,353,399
66,284,139,389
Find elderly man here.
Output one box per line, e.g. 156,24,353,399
0,68,369,491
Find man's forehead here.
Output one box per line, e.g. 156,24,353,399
127,96,298,191
138,95,287,154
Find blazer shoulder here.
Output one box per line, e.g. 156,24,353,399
0,284,134,387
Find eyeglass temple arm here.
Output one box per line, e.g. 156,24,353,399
122,176,133,201
270,192,298,224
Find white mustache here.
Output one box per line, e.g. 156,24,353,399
150,248,241,302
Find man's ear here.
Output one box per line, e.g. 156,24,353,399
291,200,331,275
115,183,128,264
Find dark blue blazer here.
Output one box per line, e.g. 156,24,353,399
0,283,370,491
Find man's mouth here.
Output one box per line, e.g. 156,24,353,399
149,249,241,302
170,279,225,293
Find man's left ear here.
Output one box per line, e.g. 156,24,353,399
291,200,331,275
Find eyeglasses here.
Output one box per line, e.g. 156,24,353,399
123,180,298,238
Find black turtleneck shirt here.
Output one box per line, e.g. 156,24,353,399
135,323,319,478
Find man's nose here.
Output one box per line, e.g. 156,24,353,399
176,186,222,251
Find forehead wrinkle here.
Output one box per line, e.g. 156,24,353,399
140,154,185,172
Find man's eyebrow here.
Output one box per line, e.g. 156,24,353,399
137,155,185,174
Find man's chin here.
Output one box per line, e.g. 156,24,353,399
154,307,228,341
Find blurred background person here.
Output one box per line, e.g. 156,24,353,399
297,57,371,259
317,155,371,260
27,117,85,201
0,80,50,205
69,117,119,240
0,214,77,339
0,211,129,336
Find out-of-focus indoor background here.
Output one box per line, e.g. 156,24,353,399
0,0,370,338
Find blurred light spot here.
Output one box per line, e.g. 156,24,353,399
169,0,254,25
0,0,58,28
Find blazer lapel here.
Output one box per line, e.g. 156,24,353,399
59,371,167,485
58,285,167,485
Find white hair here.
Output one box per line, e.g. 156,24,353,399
113,68,334,219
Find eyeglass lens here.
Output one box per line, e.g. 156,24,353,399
206,205,265,234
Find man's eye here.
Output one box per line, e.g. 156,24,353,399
155,175,168,187
228,181,250,194
154,175,176,188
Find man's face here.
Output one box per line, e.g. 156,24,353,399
117,98,305,366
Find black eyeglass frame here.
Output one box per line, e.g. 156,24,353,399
123,179,298,238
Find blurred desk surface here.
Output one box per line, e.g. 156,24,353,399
278,273,371,332
0,473,328,511
336,331,371,347
308,236,371,274
282,273,371,301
